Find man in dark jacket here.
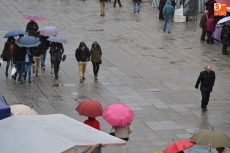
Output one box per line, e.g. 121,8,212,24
195,65,215,112
220,22,230,55
39,35,49,69
158,0,166,20
75,42,90,82
13,44,26,84
199,10,208,41
32,43,43,76
26,20,39,37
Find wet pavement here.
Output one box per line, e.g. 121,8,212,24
0,0,230,152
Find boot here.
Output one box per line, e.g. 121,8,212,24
222,51,229,55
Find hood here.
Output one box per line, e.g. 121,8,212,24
92,41,98,45
166,0,172,5
79,42,86,48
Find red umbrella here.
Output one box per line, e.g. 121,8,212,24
24,13,45,20
76,99,103,118
164,139,196,153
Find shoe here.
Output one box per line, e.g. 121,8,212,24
103,14,105,16
33,73,36,76
18,80,23,84
202,109,205,113
83,77,85,80
163,29,166,32
205,108,208,111
168,31,170,33
5,72,8,76
28,79,32,83
113,5,116,7
42,66,45,69
36,73,39,77
100,14,103,16
119,5,123,7
80,79,83,83
138,10,139,12
222,52,229,55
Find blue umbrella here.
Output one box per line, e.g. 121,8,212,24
16,36,40,47
190,149,210,153
0,94,11,120
3,30,26,38
217,16,230,24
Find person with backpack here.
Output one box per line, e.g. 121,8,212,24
32,43,43,76
220,21,230,55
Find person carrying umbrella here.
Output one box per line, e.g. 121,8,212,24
26,20,39,37
84,117,101,130
50,42,64,79
39,35,50,69
112,123,133,141
1,36,15,76
220,21,230,55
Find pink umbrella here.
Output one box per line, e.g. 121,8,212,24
40,26,58,36
103,104,134,126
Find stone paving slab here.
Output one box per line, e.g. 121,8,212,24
0,0,230,153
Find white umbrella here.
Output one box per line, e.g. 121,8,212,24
10,104,38,115
217,16,230,24
40,25,58,36
48,36,68,43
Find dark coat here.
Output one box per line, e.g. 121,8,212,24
26,21,39,37
200,14,208,29
31,43,43,57
50,43,64,62
158,0,166,10
90,41,102,63
13,45,26,64
1,42,11,61
39,35,49,50
220,25,230,45
75,42,90,62
195,70,215,92
133,0,141,2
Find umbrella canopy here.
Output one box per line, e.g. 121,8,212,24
24,13,45,20
190,149,210,153
48,36,68,43
76,99,103,118
4,30,26,38
190,129,230,148
103,104,134,126
16,36,40,47
217,16,230,24
164,139,196,153
10,104,38,115
40,26,58,36
0,94,11,120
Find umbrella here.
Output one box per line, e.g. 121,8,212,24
4,30,26,38
0,94,11,120
76,99,103,118
48,36,68,43
10,104,38,115
40,26,58,36
103,104,134,126
217,16,230,24
190,129,230,148
16,36,40,47
190,149,210,153
24,13,45,20
164,139,196,153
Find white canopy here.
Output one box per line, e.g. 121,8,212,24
0,114,126,153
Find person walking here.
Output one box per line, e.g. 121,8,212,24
90,41,102,80
26,20,39,37
195,65,215,113
75,42,90,82
113,0,122,7
1,36,15,76
133,0,141,13
32,43,43,76
24,48,34,83
199,10,208,42
163,0,175,33
100,0,105,16
50,42,64,79
112,123,133,141
206,15,215,44
39,35,49,69
158,0,166,20
84,117,101,130
220,21,230,55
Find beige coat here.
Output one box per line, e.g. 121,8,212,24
113,124,133,139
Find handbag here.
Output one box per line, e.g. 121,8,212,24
62,54,66,61
11,67,17,76
99,59,102,64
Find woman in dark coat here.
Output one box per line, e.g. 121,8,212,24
1,36,15,76
158,0,166,20
90,41,102,80
50,42,64,79
220,21,230,55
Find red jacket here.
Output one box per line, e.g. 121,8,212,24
206,17,215,32
84,118,101,130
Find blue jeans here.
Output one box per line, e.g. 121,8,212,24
6,56,13,73
41,48,47,67
133,2,140,12
25,62,32,79
163,16,172,32
16,61,25,81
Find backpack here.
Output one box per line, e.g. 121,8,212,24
32,44,43,56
